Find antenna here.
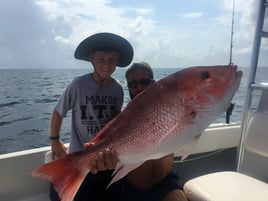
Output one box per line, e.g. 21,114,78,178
229,0,235,65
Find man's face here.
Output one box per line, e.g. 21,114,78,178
127,69,153,99
91,50,120,79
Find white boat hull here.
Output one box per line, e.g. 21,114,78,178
0,123,241,201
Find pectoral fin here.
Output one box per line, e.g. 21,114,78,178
107,162,143,188
174,134,201,160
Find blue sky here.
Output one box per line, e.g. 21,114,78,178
0,0,267,69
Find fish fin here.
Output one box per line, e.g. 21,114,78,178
107,163,142,188
175,134,201,160
31,154,89,201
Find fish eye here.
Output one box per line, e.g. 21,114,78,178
201,71,210,80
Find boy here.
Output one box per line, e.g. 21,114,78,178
49,32,133,201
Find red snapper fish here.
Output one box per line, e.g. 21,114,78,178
32,65,242,201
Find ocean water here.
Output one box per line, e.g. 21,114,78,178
0,67,267,154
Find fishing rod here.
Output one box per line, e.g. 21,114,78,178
229,0,235,65
226,0,236,124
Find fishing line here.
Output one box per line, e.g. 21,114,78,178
173,148,230,163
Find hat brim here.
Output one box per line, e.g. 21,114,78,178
74,32,133,67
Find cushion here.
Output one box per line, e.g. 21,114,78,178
183,171,268,201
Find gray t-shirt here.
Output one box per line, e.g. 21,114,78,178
55,73,123,153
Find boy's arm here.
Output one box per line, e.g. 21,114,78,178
50,109,67,159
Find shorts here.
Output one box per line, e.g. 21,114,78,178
107,171,181,201
50,170,113,201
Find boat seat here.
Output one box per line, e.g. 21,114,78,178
239,111,268,181
183,110,268,200
183,171,268,201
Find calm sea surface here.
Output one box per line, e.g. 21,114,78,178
0,67,267,154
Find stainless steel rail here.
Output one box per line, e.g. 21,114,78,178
237,0,268,171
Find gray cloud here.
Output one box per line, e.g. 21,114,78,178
0,0,267,69
0,0,74,68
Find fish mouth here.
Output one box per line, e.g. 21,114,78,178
229,65,242,85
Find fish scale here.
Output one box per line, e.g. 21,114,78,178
32,65,242,201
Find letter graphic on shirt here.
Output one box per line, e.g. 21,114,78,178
80,105,94,120
80,95,117,136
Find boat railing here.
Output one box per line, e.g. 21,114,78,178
183,1,268,200
236,0,268,171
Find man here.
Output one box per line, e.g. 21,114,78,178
90,62,187,201
49,32,133,201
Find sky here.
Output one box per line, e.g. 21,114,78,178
0,0,267,69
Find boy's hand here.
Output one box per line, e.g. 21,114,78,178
51,140,67,160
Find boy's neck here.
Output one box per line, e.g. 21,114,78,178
92,72,112,86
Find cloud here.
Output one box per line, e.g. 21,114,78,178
220,0,268,66
179,12,203,19
0,0,74,68
0,0,267,69
32,1,224,68
128,7,154,16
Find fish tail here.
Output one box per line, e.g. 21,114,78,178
31,154,89,201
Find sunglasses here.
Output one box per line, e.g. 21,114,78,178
127,78,153,89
